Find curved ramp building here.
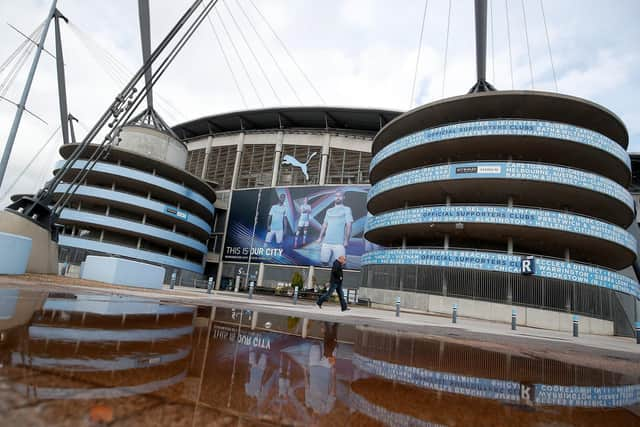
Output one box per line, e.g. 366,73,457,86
54,121,217,282
362,91,639,335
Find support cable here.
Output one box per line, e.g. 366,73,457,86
0,126,60,201
409,0,429,109
0,22,45,74
520,0,534,89
233,0,302,105
68,22,186,122
540,0,558,91
221,0,281,104
1,32,39,97
41,0,215,215
247,0,325,104
441,0,452,98
505,0,514,89
52,0,220,215
215,7,264,106
489,0,495,83
206,15,248,108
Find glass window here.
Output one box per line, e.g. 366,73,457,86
327,148,371,184
237,144,276,188
262,265,307,289
205,145,236,190
186,148,206,177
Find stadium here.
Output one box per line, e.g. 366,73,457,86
173,106,399,290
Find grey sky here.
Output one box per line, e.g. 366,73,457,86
0,0,638,205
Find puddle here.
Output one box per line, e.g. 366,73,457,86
0,287,638,426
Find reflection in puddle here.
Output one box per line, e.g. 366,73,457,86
0,287,638,426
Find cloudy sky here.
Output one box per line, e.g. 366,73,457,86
0,0,638,205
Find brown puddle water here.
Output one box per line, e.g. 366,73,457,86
0,287,638,426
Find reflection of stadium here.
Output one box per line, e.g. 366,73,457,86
351,327,640,425
362,91,640,336
174,107,399,290
3,291,193,401
2,292,638,425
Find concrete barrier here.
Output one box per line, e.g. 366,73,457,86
0,232,31,275
0,211,57,273
80,256,165,289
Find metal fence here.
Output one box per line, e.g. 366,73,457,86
361,264,618,320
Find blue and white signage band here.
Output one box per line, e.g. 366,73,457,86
365,206,637,254
354,354,640,408
368,162,635,213
362,249,640,299
371,119,631,172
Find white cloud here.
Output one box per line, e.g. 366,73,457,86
0,0,639,207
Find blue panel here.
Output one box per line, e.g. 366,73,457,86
362,249,640,298
59,209,207,253
55,184,211,234
13,371,187,400
81,256,166,289
58,235,204,273
368,162,635,212
533,383,640,408
43,295,194,315
371,119,631,172
29,325,193,342
11,348,190,371
56,160,214,214
366,206,637,254
354,353,640,408
0,232,31,275
353,354,520,402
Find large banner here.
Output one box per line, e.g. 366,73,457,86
223,185,373,269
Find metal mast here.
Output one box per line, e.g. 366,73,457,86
468,0,496,93
53,9,70,145
0,0,57,188
6,0,216,233
130,0,178,138
138,0,154,111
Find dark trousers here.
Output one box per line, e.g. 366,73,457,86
317,282,348,310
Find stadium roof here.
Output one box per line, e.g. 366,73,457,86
171,106,402,140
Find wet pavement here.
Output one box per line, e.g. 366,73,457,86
0,285,639,426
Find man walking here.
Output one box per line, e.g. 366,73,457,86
316,255,349,311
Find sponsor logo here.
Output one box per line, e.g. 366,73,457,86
282,152,318,181
165,206,188,219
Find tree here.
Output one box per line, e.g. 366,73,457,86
290,271,304,289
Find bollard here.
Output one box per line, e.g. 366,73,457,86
248,281,254,299
170,271,177,290
452,304,457,324
207,276,214,294
636,322,640,344
293,287,299,305
395,296,401,317
573,315,579,337
511,309,517,331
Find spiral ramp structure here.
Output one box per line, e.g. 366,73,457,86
52,124,217,281
361,91,639,335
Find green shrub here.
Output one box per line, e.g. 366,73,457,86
291,271,304,289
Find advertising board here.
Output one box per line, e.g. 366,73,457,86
223,185,374,269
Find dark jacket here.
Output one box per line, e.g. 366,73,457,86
330,259,343,285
